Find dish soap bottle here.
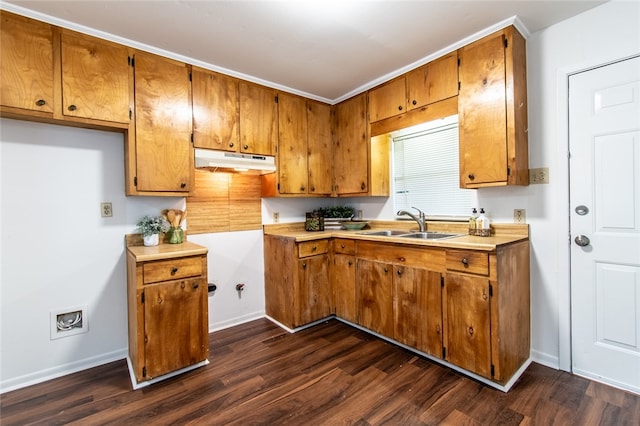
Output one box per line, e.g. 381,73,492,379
468,208,478,235
477,208,491,237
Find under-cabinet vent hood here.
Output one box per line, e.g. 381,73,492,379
194,149,276,174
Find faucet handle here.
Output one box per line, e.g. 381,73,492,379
411,206,425,219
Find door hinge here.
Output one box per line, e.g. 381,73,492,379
458,81,461,91
489,284,493,297
134,176,138,187
141,291,145,303
142,366,146,377
129,109,132,120
277,183,280,191
274,95,279,104
442,347,447,358
441,276,444,287
507,166,511,176
189,72,192,82
504,38,508,48
457,58,460,67
129,56,135,67
491,364,495,377
191,133,194,144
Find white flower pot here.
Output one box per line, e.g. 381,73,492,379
143,233,159,247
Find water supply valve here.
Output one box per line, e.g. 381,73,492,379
235,283,245,292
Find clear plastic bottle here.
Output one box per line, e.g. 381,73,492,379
469,208,478,235
478,208,491,237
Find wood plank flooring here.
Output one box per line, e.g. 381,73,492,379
2,318,639,425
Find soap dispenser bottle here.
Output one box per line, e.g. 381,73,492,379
478,208,491,237
469,208,478,235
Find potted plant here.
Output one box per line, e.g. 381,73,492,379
136,215,169,246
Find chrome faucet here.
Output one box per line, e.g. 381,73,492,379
396,206,426,232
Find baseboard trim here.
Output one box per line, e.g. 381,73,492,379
0,348,127,394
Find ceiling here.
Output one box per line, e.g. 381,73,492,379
2,0,606,103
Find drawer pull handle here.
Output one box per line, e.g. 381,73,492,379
461,258,469,266
193,283,199,289
243,144,249,150
397,269,403,276
468,326,474,335
67,104,77,111
341,244,345,249
171,267,178,274
35,99,46,106
312,245,317,251
348,261,353,266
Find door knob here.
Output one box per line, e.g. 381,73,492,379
574,235,591,247
575,205,589,216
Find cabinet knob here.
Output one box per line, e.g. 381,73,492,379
192,283,199,289
412,99,417,106
468,326,474,335
171,267,178,274
302,262,307,269
312,245,317,251
67,104,77,111
398,105,403,111
361,182,366,190
229,142,235,148
397,269,403,276
341,244,345,249
348,261,353,266
461,258,469,266
243,144,249,150
180,182,187,188
468,173,475,181
482,78,488,86
35,99,46,106
310,186,315,192
384,267,388,273
300,186,306,191
398,257,406,262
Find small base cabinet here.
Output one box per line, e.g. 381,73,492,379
126,239,209,387
264,235,331,329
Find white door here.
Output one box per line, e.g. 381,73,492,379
569,56,640,394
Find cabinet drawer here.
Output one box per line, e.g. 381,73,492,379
143,256,203,284
446,250,489,276
333,238,355,255
298,239,329,258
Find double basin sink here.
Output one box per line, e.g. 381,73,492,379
358,229,462,240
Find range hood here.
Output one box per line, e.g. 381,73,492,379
194,148,276,174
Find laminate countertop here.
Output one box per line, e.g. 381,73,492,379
126,237,208,262
264,221,529,252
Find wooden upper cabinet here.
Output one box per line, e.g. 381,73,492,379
61,31,131,123
368,76,406,122
334,93,369,195
0,11,54,114
458,26,528,188
407,52,459,110
132,51,192,193
192,67,239,151
307,100,333,195
277,93,309,194
239,82,277,155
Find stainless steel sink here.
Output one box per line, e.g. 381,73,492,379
358,230,409,236
399,232,461,240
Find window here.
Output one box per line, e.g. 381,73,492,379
392,115,475,218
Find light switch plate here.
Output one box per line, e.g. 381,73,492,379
514,209,526,223
529,168,549,184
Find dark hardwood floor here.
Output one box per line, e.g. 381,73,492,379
2,318,639,425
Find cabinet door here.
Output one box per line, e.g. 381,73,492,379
298,254,331,326
394,267,443,358
144,278,208,379
332,254,356,323
278,93,308,194
307,100,333,195
444,273,492,378
368,77,406,122
0,11,53,113
192,68,239,152
407,52,458,110
61,32,130,123
334,93,369,195
356,259,393,336
239,82,277,155
458,33,508,187
133,52,192,192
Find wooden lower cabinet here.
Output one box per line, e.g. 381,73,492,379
263,234,529,387
264,235,331,328
331,239,356,322
126,243,209,386
356,258,394,336
394,266,443,358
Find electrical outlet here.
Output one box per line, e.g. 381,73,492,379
514,209,526,223
529,168,549,184
101,202,112,217
273,212,279,223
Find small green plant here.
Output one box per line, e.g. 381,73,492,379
314,205,355,218
136,215,169,237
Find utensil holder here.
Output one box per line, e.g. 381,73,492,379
168,226,184,244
